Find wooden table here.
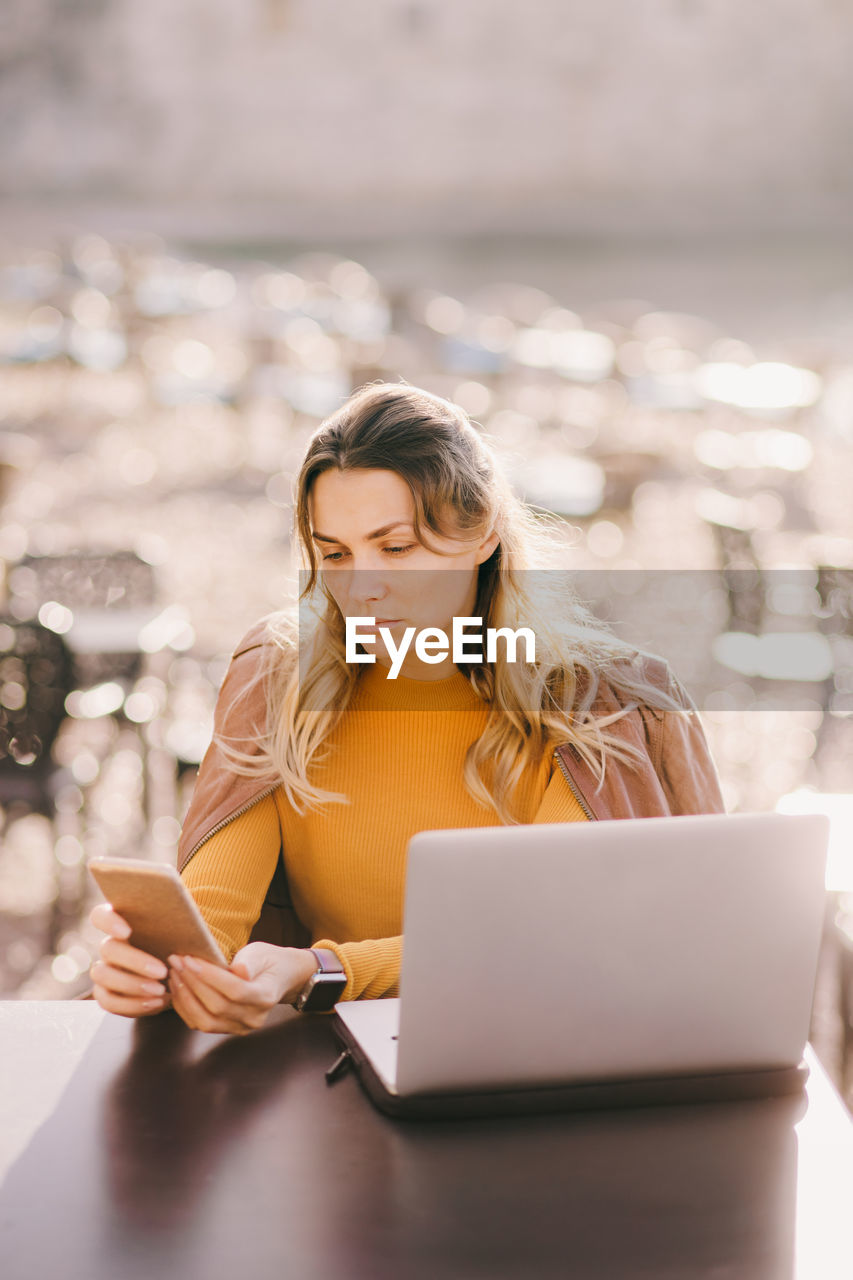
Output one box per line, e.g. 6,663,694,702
1,1002,851,1280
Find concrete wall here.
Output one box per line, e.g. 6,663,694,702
1,0,851,238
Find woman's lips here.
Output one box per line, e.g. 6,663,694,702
346,616,403,628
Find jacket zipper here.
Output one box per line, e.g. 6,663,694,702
182,784,279,870
553,750,596,821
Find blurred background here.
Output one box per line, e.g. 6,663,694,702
1,1,852,1104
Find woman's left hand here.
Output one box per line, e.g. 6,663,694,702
167,942,318,1035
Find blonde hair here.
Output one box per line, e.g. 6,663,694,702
217,381,684,822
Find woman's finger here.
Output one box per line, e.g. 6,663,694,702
91,984,168,1018
89,902,132,939
172,965,231,1018
89,960,167,1000
170,955,258,1006
100,935,168,980
170,960,262,1024
169,973,252,1035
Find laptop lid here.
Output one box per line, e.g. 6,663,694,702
390,812,828,1096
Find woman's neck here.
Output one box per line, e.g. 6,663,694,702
353,660,483,711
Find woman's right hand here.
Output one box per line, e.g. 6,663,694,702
88,903,171,1018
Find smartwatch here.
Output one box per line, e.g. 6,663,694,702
295,948,347,1012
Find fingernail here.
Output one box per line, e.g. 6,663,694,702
169,955,183,972
142,998,163,1010
145,960,168,979
142,981,164,996
183,956,200,972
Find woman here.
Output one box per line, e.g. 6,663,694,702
90,382,724,1033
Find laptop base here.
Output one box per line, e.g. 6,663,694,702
332,1014,810,1121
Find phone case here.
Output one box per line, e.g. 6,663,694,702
88,857,228,967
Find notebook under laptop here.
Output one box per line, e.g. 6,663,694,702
332,811,829,1118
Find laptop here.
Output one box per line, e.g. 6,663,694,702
332,811,829,1118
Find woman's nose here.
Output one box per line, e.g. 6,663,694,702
348,565,390,608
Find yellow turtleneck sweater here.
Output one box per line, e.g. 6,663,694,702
181,661,587,1000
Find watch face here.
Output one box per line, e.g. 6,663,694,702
299,971,347,1012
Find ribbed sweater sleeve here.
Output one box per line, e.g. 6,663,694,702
313,936,402,1001
180,792,403,999
180,791,281,964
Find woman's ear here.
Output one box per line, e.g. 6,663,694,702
475,529,500,564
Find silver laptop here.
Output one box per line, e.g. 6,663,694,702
333,812,829,1116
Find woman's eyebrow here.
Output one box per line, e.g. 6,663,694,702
311,521,414,543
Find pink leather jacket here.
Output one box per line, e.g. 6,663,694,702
177,620,725,945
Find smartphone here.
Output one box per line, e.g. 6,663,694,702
88,856,228,968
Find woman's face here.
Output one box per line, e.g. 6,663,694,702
308,467,498,679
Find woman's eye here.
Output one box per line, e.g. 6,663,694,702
321,544,414,561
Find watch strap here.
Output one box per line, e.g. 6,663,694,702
295,947,347,1012
309,947,345,975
